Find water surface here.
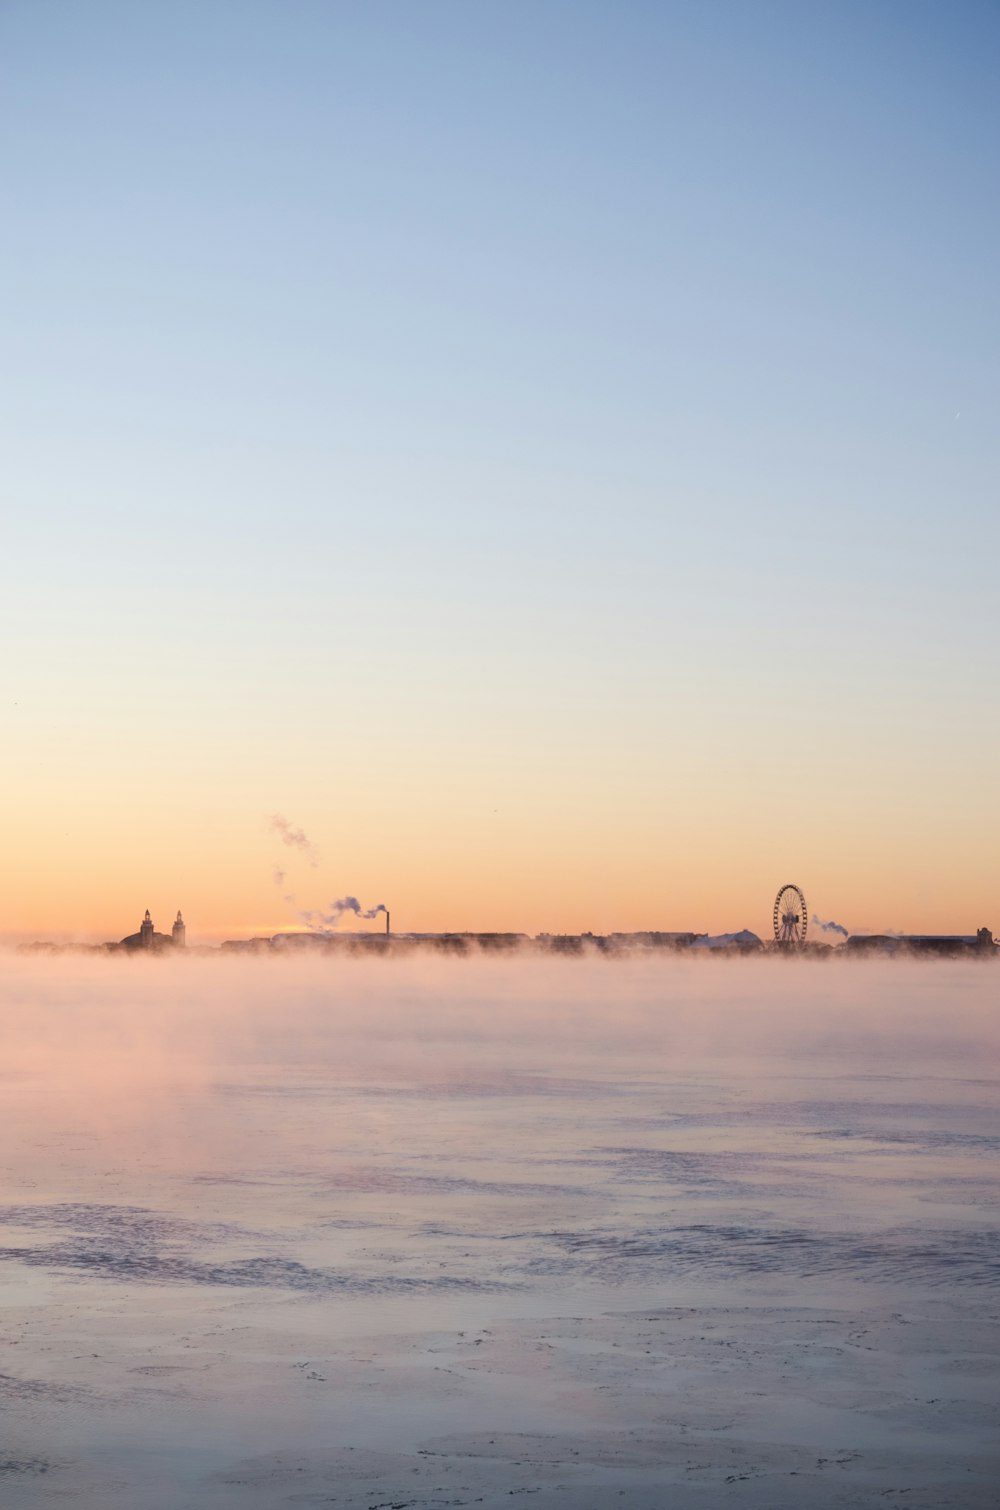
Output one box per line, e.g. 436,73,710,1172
1,953,997,1506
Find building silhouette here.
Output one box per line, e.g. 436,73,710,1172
118,909,185,951
846,926,995,956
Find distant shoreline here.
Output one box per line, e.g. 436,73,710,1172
11,930,998,960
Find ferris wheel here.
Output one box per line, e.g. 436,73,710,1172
773,884,808,946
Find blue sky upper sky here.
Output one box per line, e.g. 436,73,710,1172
2,1,998,937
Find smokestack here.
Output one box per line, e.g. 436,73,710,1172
386,910,390,937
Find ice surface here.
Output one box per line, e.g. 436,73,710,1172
0,953,997,1506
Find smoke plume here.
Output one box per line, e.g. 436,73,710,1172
269,815,319,867
812,915,849,939
301,896,388,931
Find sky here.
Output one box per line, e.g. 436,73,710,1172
2,0,998,942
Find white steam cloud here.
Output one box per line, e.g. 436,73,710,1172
812,915,850,939
267,817,386,932
269,814,319,867
300,896,388,931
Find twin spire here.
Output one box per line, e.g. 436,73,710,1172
137,908,185,947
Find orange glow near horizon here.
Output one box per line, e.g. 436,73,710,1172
4,784,996,945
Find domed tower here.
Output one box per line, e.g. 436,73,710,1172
140,909,155,949
172,910,186,948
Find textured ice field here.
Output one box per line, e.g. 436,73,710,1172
0,953,997,1506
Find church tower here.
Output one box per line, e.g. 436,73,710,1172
172,910,186,947
140,909,155,949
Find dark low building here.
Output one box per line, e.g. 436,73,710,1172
606,932,701,951
847,928,995,957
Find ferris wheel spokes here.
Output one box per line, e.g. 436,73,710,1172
773,884,807,946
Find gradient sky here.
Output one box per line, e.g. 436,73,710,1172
3,1,998,942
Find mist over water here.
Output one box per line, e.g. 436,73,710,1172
1,954,997,1507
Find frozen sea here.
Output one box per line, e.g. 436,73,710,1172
1,951,997,1507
